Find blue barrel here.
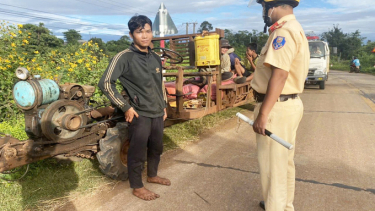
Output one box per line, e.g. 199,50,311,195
13,79,60,109
38,79,60,104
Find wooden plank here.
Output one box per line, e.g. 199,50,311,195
177,106,218,119
189,41,195,67
206,75,212,110
215,66,222,111
176,67,184,113
163,71,218,77
219,84,237,91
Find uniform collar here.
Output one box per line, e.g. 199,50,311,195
268,14,296,34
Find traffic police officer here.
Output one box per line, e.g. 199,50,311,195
248,0,309,210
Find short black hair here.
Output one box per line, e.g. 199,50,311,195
247,43,257,51
128,15,152,34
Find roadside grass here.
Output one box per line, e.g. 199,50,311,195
330,56,375,74
0,103,255,211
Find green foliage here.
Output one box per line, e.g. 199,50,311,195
321,24,366,59
330,41,375,73
22,23,64,56
89,37,108,54
106,35,132,56
0,21,110,121
0,116,28,140
63,29,82,45
197,21,213,33
224,29,269,59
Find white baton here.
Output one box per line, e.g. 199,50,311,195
236,112,294,150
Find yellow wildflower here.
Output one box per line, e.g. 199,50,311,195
17,24,23,28
60,58,65,63
32,58,36,62
18,30,22,34
87,67,92,71
68,68,73,72
28,33,31,35
85,63,90,67
5,59,10,63
77,59,82,64
92,60,97,64
75,52,79,56
56,66,61,70
37,67,42,71
11,43,16,47
7,65,11,68
34,50,39,54
8,55,13,59
100,49,103,52
10,32,16,37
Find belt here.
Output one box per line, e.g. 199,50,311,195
253,90,298,103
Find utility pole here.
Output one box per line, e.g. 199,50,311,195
192,22,198,34
183,23,189,34
183,22,198,34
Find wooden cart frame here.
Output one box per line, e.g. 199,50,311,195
152,29,254,124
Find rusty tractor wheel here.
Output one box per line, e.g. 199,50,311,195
96,122,129,180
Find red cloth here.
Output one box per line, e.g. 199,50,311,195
164,79,235,100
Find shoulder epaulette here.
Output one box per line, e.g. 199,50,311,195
269,21,287,33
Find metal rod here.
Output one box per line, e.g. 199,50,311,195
236,112,294,150
78,116,124,129
74,103,111,115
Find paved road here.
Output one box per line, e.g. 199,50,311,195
62,70,375,211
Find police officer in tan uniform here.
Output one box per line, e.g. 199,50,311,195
248,0,309,210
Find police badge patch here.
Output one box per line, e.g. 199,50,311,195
273,36,286,50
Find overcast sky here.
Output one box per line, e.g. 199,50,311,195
1,0,374,43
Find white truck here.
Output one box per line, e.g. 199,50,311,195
305,37,330,90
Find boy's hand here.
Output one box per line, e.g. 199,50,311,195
125,107,139,123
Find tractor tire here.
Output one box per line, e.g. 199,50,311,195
96,122,130,180
319,81,325,90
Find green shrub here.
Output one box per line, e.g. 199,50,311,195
0,115,28,140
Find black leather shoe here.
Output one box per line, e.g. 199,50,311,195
259,201,265,210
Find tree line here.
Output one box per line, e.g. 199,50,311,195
5,21,375,70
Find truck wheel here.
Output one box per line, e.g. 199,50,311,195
96,122,129,180
319,81,325,90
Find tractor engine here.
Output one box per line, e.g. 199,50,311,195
0,67,118,173
13,67,95,141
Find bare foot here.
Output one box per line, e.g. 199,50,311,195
147,176,171,186
133,187,160,201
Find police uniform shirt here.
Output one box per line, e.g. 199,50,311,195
251,14,310,95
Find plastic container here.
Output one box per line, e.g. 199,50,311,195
194,34,220,67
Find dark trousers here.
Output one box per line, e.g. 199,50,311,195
127,115,164,189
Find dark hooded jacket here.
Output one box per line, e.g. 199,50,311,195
98,43,167,118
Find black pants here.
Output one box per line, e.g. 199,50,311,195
127,115,164,189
